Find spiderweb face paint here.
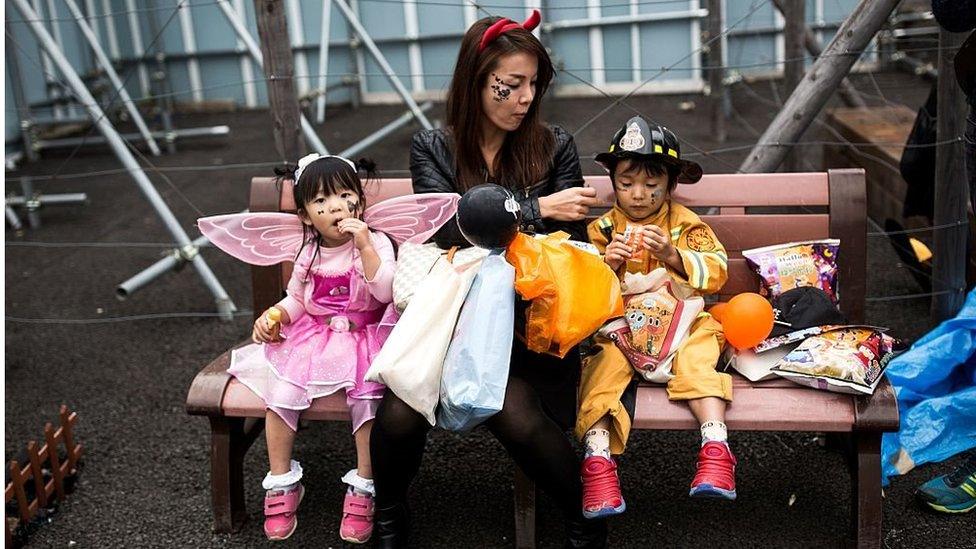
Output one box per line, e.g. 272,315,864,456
490,73,512,103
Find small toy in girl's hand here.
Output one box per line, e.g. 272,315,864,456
771,327,904,394
720,292,774,350
265,307,283,342
743,239,840,304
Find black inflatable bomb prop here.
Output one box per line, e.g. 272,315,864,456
456,184,522,249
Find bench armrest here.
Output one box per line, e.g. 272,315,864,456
186,340,250,416
186,351,233,416
853,376,900,432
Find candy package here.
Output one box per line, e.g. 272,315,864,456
771,327,904,394
622,224,647,264
598,269,703,383
743,239,840,304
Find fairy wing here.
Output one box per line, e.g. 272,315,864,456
364,192,460,245
197,212,305,266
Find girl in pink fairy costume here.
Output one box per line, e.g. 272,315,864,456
197,154,458,543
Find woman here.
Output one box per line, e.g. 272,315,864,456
369,11,607,548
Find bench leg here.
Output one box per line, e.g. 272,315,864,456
514,465,537,549
850,432,883,548
209,417,264,533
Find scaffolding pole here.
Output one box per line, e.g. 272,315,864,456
63,0,162,156
332,0,432,130
11,0,236,317
315,0,333,123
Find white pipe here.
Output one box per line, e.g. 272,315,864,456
586,0,605,86
332,0,432,130
316,0,333,123
32,0,64,119
64,0,162,156
543,9,708,31
233,0,258,107
690,0,703,87
177,0,204,102
44,0,78,118
403,0,424,93
630,0,641,82
124,0,152,97
99,0,120,58
84,0,101,44
285,0,310,95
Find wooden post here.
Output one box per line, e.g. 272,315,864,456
782,0,804,171
706,0,726,143
253,0,305,162
60,406,77,472
931,27,969,321
9,462,31,523
771,0,866,109
44,424,65,501
26,442,48,509
740,0,899,173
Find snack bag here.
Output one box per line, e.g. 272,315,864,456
771,326,903,394
622,224,646,266
743,239,840,304
597,269,703,383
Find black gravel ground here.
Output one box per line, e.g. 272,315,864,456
6,71,975,548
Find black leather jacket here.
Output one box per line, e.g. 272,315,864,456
409,125,588,248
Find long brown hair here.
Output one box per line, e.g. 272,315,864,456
446,16,555,191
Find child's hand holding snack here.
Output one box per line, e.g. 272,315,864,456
604,233,633,270
642,225,682,271
252,306,289,344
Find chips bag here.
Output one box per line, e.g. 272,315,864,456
771,326,903,394
743,239,840,304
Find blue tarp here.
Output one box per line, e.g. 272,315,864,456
881,289,976,485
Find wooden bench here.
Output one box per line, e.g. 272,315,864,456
186,168,897,548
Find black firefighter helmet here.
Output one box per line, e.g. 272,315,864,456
594,116,703,185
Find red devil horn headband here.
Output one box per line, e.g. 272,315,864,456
478,9,542,53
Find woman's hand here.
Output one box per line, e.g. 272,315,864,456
537,186,600,222
604,233,632,271
338,218,373,252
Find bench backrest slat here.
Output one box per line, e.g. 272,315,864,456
249,169,865,323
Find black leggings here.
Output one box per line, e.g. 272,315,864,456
370,374,585,520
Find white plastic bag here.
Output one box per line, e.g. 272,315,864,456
366,257,480,424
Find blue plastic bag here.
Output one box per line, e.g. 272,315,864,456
437,253,515,431
882,289,976,485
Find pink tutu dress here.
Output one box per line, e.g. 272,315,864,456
229,232,397,432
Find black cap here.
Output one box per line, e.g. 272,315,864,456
594,116,703,185
770,287,848,338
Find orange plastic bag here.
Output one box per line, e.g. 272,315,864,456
506,232,624,358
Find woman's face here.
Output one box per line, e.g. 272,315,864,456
481,51,538,133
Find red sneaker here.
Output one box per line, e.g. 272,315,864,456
581,456,627,518
689,441,737,500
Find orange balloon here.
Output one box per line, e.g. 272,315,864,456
721,293,774,350
708,302,728,323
